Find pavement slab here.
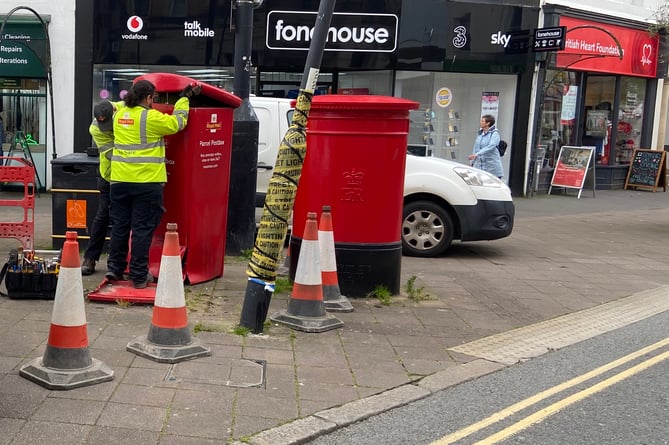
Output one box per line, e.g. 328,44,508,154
2,190,669,443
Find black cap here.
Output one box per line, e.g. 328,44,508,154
93,101,114,132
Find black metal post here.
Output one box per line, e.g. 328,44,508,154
226,0,260,255
239,0,337,333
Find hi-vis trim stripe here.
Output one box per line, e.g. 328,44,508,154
294,239,321,285
111,155,164,164
114,141,162,151
431,336,669,445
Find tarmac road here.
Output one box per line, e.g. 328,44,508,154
1,188,669,444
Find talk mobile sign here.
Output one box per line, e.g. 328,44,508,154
556,16,658,78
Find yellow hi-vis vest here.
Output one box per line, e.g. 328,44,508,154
89,100,122,181
89,120,114,181
110,97,189,183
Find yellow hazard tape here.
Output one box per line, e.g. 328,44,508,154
247,91,313,282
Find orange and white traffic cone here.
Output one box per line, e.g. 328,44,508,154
20,231,114,390
127,223,210,363
270,212,343,332
319,206,353,312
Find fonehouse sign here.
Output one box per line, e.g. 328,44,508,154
266,11,398,52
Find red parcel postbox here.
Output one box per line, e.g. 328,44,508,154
291,95,419,297
136,73,241,284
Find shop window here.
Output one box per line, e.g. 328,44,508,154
615,77,646,164
395,71,517,173
337,71,393,96
93,64,241,104
0,80,48,191
583,75,616,166
538,70,581,169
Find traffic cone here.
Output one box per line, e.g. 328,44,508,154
270,212,343,332
127,223,210,363
20,231,114,390
319,206,353,312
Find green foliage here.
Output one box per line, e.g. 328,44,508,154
193,321,226,333
367,285,392,305
233,325,251,336
115,298,132,308
405,275,430,301
649,1,669,35
274,277,292,294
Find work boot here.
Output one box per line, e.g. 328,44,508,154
133,272,154,289
105,270,124,281
81,258,96,276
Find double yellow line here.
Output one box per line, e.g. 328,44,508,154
432,337,669,445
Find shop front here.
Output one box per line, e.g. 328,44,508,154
0,14,50,191
535,11,661,190
74,0,539,195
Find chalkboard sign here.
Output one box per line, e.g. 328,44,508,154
624,149,667,192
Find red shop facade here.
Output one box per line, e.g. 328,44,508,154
535,9,663,191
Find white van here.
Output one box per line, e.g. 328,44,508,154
249,96,514,257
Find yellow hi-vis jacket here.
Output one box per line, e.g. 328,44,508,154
89,101,123,181
89,120,114,181
110,97,189,183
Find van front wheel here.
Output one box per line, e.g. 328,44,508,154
401,201,454,257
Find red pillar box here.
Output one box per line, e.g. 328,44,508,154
135,73,241,284
291,96,419,297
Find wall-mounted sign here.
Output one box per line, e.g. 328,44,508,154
481,92,499,120
266,11,398,52
533,26,566,52
557,17,658,78
0,17,48,78
435,87,452,108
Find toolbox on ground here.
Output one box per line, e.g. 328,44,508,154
1,248,60,299
0,157,61,299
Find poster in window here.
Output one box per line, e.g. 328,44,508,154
585,110,608,137
481,92,499,120
560,85,578,124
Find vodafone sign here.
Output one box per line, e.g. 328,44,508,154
266,11,398,52
556,16,658,78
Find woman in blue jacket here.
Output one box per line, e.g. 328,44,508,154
468,114,504,179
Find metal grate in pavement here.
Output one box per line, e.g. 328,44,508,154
449,286,669,365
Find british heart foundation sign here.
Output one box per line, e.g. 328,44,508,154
557,16,658,78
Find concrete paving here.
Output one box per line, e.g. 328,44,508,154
2,187,669,444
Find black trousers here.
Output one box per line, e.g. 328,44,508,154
107,182,164,282
83,177,110,261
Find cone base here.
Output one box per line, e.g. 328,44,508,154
127,336,211,364
270,310,343,333
19,357,114,390
324,296,354,313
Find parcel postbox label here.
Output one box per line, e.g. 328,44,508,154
66,200,87,229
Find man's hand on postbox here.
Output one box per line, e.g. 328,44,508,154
180,83,202,98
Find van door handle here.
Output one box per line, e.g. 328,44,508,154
258,162,274,171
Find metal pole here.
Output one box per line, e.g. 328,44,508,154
226,0,260,254
239,0,336,333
